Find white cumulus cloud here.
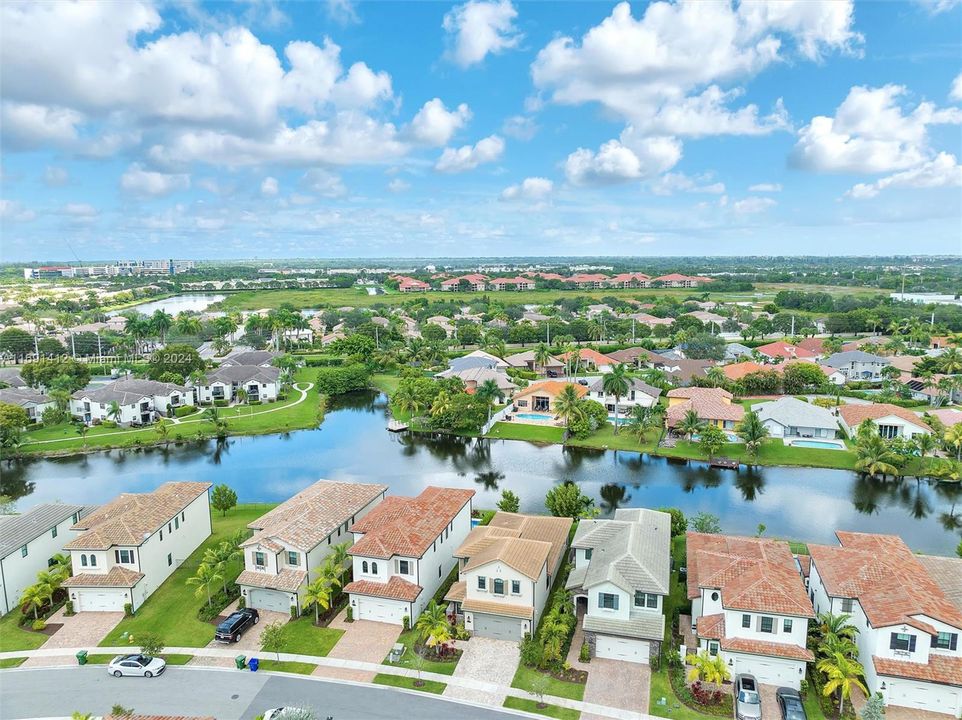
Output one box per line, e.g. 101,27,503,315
408,99,472,146
748,183,782,192
261,176,279,196
501,177,553,201
732,196,776,214
846,152,962,198
502,115,538,141
566,134,681,186
120,164,190,197
443,0,522,68
651,172,725,196
435,134,505,172
951,72,962,102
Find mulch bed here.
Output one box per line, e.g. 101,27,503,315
30,623,63,637
549,666,588,684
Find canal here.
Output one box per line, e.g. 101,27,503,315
4,391,960,554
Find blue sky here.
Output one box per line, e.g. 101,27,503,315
1,0,960,261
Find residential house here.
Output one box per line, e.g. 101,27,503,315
720,361,776,382
424,316,456,338
445,512,571,640
0,368,27,388
504,350,565,376
723,343,754,361
887,355,922,380
687,311,727,329
808,533,962,716
488,277,535,291
566,274,609,289
195,365,281,404
606,346,659,368
566,508,670,664
817,364,847,385
588,377,661,415
755,342,817,363
344,487,475,624
917,555,962,614
70,378,195,426
796,338,827,356
653,273,704,288
585,304,614,319
653,358,712,386
63,482,211,612
665,387,744,431
823,351,890,382
627,312,673,329
521,311,550,323
607,272,651,289
837,403,931,439
687,532,815,688
448,350,510,371
436,366,517,400
237,480,388,613
221,349,281,367
558,348,616,373
512,381,587,415
0,503,92,614
0,387,54,422
752,397,839,441
840,336,889,353
440,274,488,292
927,408,962,428
397,276,430,293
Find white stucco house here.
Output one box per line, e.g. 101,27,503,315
236,480,388,614
587,377,662,416
837,403,931,439
565,508,671,665
687,532,815,689
808,533,962,717
752,397,840,441
823,351,890,382
344,487,474,625
444,512,571,641
195,365,281,404
0,503,92,614
70,378,194,425
0,387,55,423
63,482,211,612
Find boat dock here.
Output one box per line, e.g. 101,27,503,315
709,458,739,469
387,419,409,432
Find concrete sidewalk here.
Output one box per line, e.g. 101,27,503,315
0,645,655,720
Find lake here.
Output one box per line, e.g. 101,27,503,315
4,391,960,554
108,293,226,317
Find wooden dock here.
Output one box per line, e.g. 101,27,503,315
709,458,739,469
387,419,409,432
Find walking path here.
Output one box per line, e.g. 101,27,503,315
0,644,655,720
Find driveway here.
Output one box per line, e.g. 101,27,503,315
443,636,519,706
313,607,401,683
581,658,650,720
22,608,124,668
759,683,780,720
204,601,290,653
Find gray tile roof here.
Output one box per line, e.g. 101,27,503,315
204,365,280,385
570,508,671,595
583,609,665,641
0,503,93,558
221,350,280,367
72,378,189,405
752,396,839,431
0,368,26,388
447,356,499,372
588,377,662,399
823,350,889,367
0,387,51,407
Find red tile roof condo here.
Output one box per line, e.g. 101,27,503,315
754,341,817,360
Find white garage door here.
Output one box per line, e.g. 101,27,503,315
249,589,290,613
889,679,962,716
733,655,799,689
78,590,125,612
473,613,524,641
595,635,650,664
356,597,406,624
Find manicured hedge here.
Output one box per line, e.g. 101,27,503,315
302,355,345,367
173,405,195,418
314,364,370,396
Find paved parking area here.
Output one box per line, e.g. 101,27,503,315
581,658,650,720
204,602,290,653
314,607,401,682
443,636,520,706
22,609,124,668
759,683,780,719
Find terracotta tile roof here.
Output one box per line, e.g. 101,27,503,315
667,387,733,400
721,361,775,381
918,555,962,612
666,389,744,427
236,568,306,593
558,349,615,366
796,555,811,578
755,342,816,360
721,637,815,662
461,597,533,619
349,486,474,559
796,338,826,354
462,537,552,580
687,532,813,617
482,512,571,573
873,654,962,687
837,403,929,432
697,613,726,640
242,480,387,552
809,532,962,632
343,575,422,602
512,381,587,400
64,566,144,588
64,482,211,550
445,580,467,603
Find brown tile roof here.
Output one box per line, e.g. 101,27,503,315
513,380,587,400
343,576,422,602
558,349,615,367
606,347,658,365
349,487,474,559
687,532,813,617
469,512,572,574
697,613,726,640
837,403,929,431
755,342,816,360
463,537,551,580
236,568,306,593
461,597,533,619
721,637,815,662
796,555,811,578
809,532,962,632
721,361,775,381
64,482,211,550
873,654,962,687
242,480,388,552
444,580,466,603
796,338,826,354
886,355,921,373
667,387,733,400
918,555,962,613
656,358,712,383
64,566,144,588
665,389,744,427
925,408,962,428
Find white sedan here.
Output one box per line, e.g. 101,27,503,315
106,654,166,678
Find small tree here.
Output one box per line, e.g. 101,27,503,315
529,673,551,709
497,489,520,513
139,632,164,658
260,620,286,660
859,693,885,720
410,648,427,687
110,705,134,718
186,562,221,607
210,484,238,516
303,576,333,625
690,512,722,534
697,423,727,460
544,481,596,519
685,650,731,687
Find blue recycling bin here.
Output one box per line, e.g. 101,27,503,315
248,657,259,672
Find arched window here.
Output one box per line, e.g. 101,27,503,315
81,555,88,567
371,562,378,574
362,561,368,573
89,555,97,567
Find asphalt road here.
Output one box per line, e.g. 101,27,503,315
0,667,523,720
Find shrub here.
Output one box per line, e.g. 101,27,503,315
658,507,688,536
124,602,133,617
346,606,353,622
174,405,195,418
32,619,46,631
64,600,74,616
238,596,246,609
314,364,370,396
519,633,543,668
402,615,410,631
213,399,229,407
100,420,117,428
290,604,298,619
579,642,590,663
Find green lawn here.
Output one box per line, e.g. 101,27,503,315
511,664,585,702
371,373,402,396
567,424,661,452
649,667,719,720
0,657,26,668
373,673,447,694
386,629,461,675
272,616,344,657
100,504,276,648
256,659,317,674
486,422,566,444
503,696,581,720
803,689,831,720
0,611,48,652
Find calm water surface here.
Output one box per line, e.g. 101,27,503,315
108,293,226,317
4,391,960,554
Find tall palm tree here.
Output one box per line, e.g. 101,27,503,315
914,432,936,460
475,379,500,422
946,424,962,461
816,652,867,717
816,612,859,643
174,314,202,336
19,583,49,620
601,364,631,433
677,409,705,441
854,434,901,479
737,411,769,462
302,576,334,624
430,390,452,419
151,309,173,344
328,542,350,592
554,384,584,427
414,601,452,657
705,366,726,388
186,562,222,607
534,343,552,375
49,553,72,580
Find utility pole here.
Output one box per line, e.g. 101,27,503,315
33,332,39,359
631,317,636,343
791,315,795,336
70,332,76,358
97,332,102,363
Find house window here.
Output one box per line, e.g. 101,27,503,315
708,641,719,656
932,632,958,651
493,579,505,595
89,554,96,566
115,549,133,564
51,526,58,539
890,633,916,652
634,592,658,609
328,536,331,545
438,565,442,577
398,560,410,575
599,593,619,610
81,555,88,567
160,529,164,541
72,512,79,524
760,617,774,634
371,562,378,574
840,598,854,613
511,580,521,595
181,511,185,522
478,576,487,591
254,552,266,568
584,549,593,561
174,517,179,530
362,561,369,574
287,551,299,566
167,553,172,566
742,614,751,629
20,545,27,558
784,619,793,633
168,522,172,533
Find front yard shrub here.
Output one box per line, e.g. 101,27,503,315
402,615,410,631
237,596,246,609
520,633,543,668
174,405,195,418
345,606,353,622
64,601,74,616
100,420,117,428
196,584,240,622
32,619,46,631
290,604,298,619
579,642,590,663
667,664,733,717
213,399,229,407
124,603,133,617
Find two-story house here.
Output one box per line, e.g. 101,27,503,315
665,388,744,432
63,482,211,612
236,480,388,614
444,512,571,641
823,351,890,382
808,532,962,717
70,378,194,425
587,377,662,416
344,487,474,625
194,365,281,405
566,508,670,664
0,503,92,614
837,403,931,440
687,532,815,688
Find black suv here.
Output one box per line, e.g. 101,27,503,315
215,608,259,643
776,687,808,720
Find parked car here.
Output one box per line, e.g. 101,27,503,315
214,607,260,643
776,687,807,720
264,708,317,719
577,378,589,386
107,654,166,678
735,674,762,720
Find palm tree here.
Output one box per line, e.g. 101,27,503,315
414,600,452,657
685,650,731,686
818,633,859,660
483,336,506,359
475,379,500,423
303,576,334,624
914,432,936,460
601,364,631,434
75,423,89,448
151,309,174,344
430,390,452,419
329,542,350,592
554,384,584,427
816,612,859,643
19,581,51,620
534,343,552,375
106,401,122,424
625,404,660,443
174,314,202,336
391,384,422,419
202,541,241,595
186,562,222,607
50,553,72,580
155,419,170,446
705,366,726,388
946,424,962,461
737,411,769,462
816,652,867,717
854,434,901,478
677,409,705,441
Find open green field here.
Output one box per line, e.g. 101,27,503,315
372,673,447,694
100,504,276,648
503,696,581,720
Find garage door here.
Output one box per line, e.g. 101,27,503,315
733,656,799,689
473,612,524,641
78,590,124,612
249,589,290,613
889,680,962,715
595,635,650,664
356,597,406,624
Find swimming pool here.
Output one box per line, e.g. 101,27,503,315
790,439,845,450
515,412,554,421
692,431,742,443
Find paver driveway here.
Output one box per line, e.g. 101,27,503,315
204,601,290,653
443,636,520,706
313,608,401,683
22,608,124,668
581,658,650,720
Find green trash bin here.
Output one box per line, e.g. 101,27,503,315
234,655,246,670
76,650,88,666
